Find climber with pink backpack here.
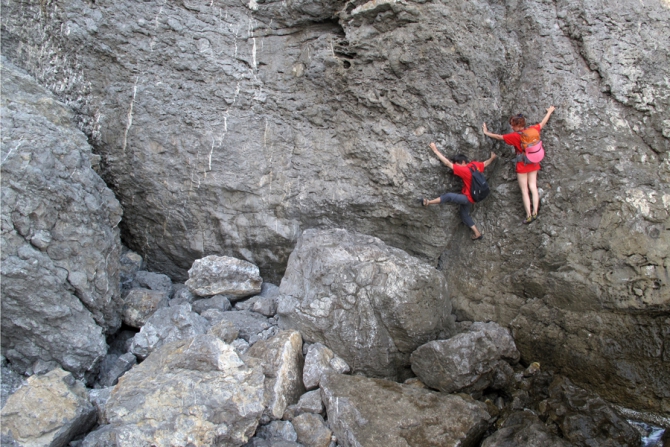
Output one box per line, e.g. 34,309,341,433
482,105,556,224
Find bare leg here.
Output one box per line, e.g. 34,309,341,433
470,224,482,239
517,173,532,218
528,170,539,215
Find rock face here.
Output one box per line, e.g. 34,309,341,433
2,0,669,412
320,373,491,447
186,255,263,299
99,334,266,447
410,321,520,394
1,368,97,447
278,228,453,380
0,59,123,378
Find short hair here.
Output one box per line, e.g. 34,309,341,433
509,113,526,128
452,154,470,164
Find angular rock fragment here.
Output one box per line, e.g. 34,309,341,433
303,343,350,390
99,334,266,447
1,368,96,447
118,247,143,290
186,255,263,299
170,284,195,306
278,229,454,380
291,413,332,447
411,321,520,394
131,270,173,296
246,330,305,420
96,352,137,387
321,373,491,447
256,420,298,442
121,288,169,328
208,319,240,344
129,304,209,359
481,410,572,447
192,294,232,314
217,310,273,342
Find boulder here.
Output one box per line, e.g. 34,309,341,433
121,288,169,328
0,60,122,378
129,304,209,360
1,368,96,447
118,247,143,290
291,413,332,447
303,343,350,390
284,390,325,419
255,420,298,442
320,373,491,447
100,334,266,447
481,410,572,447
131,270,174,296
186,255,263,299
96,352,137,387
192,294,233,314
278,229,454,380
245,330,306,420
170,284,195,307
208,319,240,344
410,321,520,394
217,310,273,342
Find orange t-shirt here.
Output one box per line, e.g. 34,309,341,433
503,124,542,173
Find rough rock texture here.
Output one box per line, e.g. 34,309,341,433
2,0,669,412
410,321,520,394
131,270,174,296
1,368,96,447
302,343,350,390
99,334,266,447
208,318,240,344
279,228,453,380
192,294,233,314
255,421,299,443
121,287,169,328
291,413,332,447
0,59,122,378
320,373,491,447
186,255,263,299
245,330,306,420
481,410,572,447
96,352,137,387
217,310,273,342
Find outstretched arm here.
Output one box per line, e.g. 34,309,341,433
482,123,504,141
429,142,453,169
483,151,497,168
539,105,556,129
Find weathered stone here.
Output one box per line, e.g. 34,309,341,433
0,363,25,409
256,420,298,442
121,288,169,328
96,352,137,387
411,321,520,394
118,247,143,290
279,229,453,380
292,390,325,417
170,284,195,307
1,368,96,447
218,310,273,342
481,410,572,447
303,343,350,390
129,304,209,360
0,59,121,378
186,255,263,299
192,294,233,314
243,439,302,447
252,295,279,318
291,413,331,447
131,270,174,296
101,334,266,447
208,319,240,344
321,373,491,447
246,330,306,420
89,387,113,424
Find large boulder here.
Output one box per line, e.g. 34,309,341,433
320,373,492,447
98,334,266,447
186,255,263,299
1,368,96,447
0,59,122,378
278,228,453,380
410,321,520,394
481,410,573,447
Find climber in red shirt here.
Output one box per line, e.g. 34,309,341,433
422,143,497,241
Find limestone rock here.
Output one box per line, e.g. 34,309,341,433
1,368,96,447
320,373,491,447
186,255,263,299
303,343,350,390
411,321,520,394
100,334,266,447
255,420,298,442
291,413,332,447
246,330,306,420
170,284,195,307
192,294,233,314
481,410,572,447
0,59,121,378
118,247,143,290
131,270,174,296
129,304,209,360
208,319,240,344
293,390,325,417
96,352,137,387
121,288,169,328
279,229,453,380
218,310,273,342
89,387,113,424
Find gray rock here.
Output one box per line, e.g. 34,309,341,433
100,334,266,447
410,321,520,394
208,319,240,344
246,330,306,420
291,413,332,447
256,420,298,442
218,310,273,342
252,295,279,318
320,373,491,447
129,304,209,360
481,410,572,447
233,339,251,355
96,352,136,387
186,255,263,299
0,365,26,409
303,343,350,390
131,270,173,297
1,368,96,447
285,390,324,419
192,294,233,314
118,247,143,290
278,229,454,380
170,284,195,307
0,59,122,379
121,288,170,328
89,387,113,424
243,439,303,447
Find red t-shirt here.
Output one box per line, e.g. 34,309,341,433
452,161,485,203
503,124,542,174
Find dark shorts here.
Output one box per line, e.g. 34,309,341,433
439,193,474,227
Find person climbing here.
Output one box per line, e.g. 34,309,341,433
482,106,555,224
422,142,497,241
